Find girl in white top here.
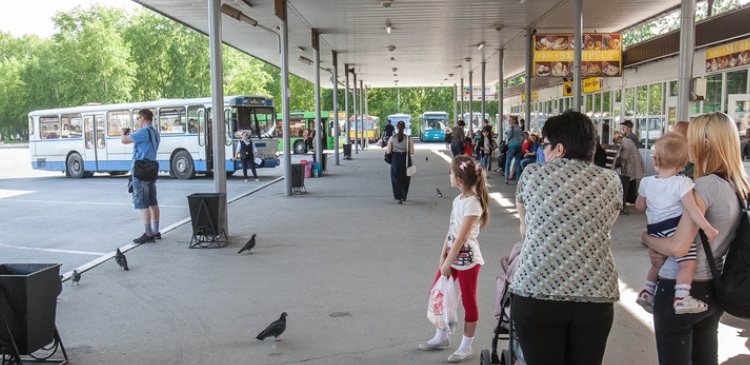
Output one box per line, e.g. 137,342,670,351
419,155,490,363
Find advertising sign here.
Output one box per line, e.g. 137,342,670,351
533,34,622,78
457,86,498,101
706,37,750,73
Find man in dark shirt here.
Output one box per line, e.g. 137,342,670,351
620,120,641,148
383,119,395,147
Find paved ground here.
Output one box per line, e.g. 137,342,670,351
32,145,750,364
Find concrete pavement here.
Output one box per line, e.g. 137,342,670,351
52,144,749,364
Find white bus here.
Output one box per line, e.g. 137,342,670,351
386,113,412,136
463,112,492,135
28,95,280,180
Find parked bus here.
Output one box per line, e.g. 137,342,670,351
28,95,280,180
462,112,493,135
385,113,412,136
274,111,342,154
349,115,381,143
418,111,449,142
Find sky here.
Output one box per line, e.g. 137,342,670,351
0,0,140,39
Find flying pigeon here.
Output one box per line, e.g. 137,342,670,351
238,234,257,254
116,248,129,271
437,188,443,197
72,270,81,286
256,312,287,341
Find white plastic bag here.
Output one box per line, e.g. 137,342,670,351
427,275,460,334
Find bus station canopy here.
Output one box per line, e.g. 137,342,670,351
132,0,683,89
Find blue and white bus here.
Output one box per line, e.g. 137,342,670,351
463,112,493,135
28,95,280,180
386,113,412,136
418,111,449,142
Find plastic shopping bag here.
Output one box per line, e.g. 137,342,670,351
426,275,459,334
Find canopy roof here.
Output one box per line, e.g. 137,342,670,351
133,0,683,88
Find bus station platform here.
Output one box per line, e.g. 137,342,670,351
54,144,749,365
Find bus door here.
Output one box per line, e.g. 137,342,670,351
203,108,214,171
82,115,105,172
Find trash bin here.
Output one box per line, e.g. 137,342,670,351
187,193,228,248
343,144,352,160
291,163,306,194
0,263,61,355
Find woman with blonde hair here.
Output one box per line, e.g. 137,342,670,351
643,112,750,364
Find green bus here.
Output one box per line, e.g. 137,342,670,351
273,111,344,154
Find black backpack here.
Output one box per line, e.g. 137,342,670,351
699,194,750,319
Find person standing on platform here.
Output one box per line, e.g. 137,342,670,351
236,132,259,182
504,116,524,184
451,120,466,157
386,121,414,204
122,109,162,244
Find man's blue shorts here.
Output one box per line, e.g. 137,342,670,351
132,176,158,209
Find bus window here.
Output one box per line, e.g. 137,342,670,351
233,106,275,138
187,105,203,134
160,107,186,134
40,116,60,139
84,116,94,149
107,110,130,137
131,108,157,132
28,116,34,136
61,114,82,138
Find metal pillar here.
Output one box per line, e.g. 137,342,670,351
275,0,291,196
498,48,504,138
677,0,695,122
360,80,365,149
344,63,350,151
208,0,226,195
460,77,465,122
313,29,322,167
364,84,369,148
573,0,583,112
481,62,486,126
353,72,358,153
469,70,474,135
525,27,532,129
332,51,340,165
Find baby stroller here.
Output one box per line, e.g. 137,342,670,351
480,240,526,365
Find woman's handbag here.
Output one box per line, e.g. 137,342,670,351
406,151,416,176
427,275,459,334
384,151,393,164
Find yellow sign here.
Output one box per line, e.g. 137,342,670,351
329,111,347,120
521,91,539,102
706,37,750,73
533,34,622,78
563,82,573,96
583,78,603,93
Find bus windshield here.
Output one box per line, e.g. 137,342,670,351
232,106,275,138
423,117,446,130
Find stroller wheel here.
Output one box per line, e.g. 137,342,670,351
480,349,491,365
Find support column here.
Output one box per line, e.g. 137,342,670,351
469,70,474,135
312,29,322,167
275,0,291,196
481,61,486,126
573,0,583,112
353,72,358,153
525,27,532,129
344,63,350,151
498,48,504,138
332,51,340,165
677,0,695,122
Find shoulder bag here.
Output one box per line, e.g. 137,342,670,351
133,128,159,181
406,141,417,176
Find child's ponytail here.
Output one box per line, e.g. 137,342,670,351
475,168,490,229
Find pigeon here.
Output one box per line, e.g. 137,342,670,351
71,270,81,286
437,188,443,197
425,156,428,161
256,312,287,341
116,248,129,271
238,234,257,254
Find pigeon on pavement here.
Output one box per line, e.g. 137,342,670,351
425,156,428,161
256,312,287,341
238,234,257,254
72,270,81,286
437,188,443,197
116,248,129,271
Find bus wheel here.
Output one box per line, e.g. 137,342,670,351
66,153,86,179
293,140,306,155
171,151,196,180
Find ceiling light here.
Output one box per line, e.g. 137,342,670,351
386,20,392,34
390,57,396,61
456,65,462,69
393,73,397,77
392,67,397,72
449,73,454,77
464,57,472,62
297,46,306,53
388,45,396,52
298,56,313,65
221,4,258,26
477,42,485,50
494,24,504,32
381,0,393,7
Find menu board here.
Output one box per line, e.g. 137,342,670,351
533,34,622,78
705,37,750,73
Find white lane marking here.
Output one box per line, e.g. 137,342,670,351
0,242,103,256
0,189,32,199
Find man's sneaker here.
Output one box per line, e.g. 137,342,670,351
133,233,155,244
152,232,162,240
674,294,708,314
636,289,654,314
